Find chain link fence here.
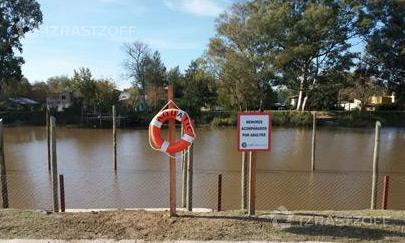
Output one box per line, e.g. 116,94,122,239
1,170,405,211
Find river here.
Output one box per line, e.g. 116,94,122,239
3,126,405,211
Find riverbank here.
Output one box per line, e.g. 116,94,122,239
0,209,404,241
1,110,405,128
209,111,405,127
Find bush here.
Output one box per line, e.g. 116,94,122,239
210,114,237,127
288,111,313,126
374,103,401,111
271,111,312,126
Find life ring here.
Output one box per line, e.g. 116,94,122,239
149,108,196,154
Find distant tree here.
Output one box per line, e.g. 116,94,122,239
180,58,217,116
123,41,151,92
47,76,70,93
0,77,31,100
144,51,167,110
120,87,141,111
166,66,184,98
340,63,385,111
364,0,405,104
94,79,119,112
0,0,42,89
68,67,97,109
30,81,48,103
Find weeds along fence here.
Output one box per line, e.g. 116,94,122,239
1,170,405,211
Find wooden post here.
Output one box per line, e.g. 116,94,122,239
46,107,51,171
99,112,102,128
311,112,316,171
50,116,59,212
186,143,193,211
217,174,222,211
382,175,389,210
59,174,65,212
248,151,256,216
0,119,9,208
241,151,248,211
371,121,381,210
112,105,117,171
168,85,176,217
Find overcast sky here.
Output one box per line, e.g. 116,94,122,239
21,0,234,89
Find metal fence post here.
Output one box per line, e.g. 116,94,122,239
59,174,65,212
112,105,117,171
46,107,51,171
248,151,256,216
0,119,9,208
311,112,316,171
382,175,389,210
241,152,248,211
371,121,381,210
181,125,187,208
50,116,59,212
186,144,193,211
217,174,222,211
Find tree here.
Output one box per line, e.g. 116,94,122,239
251,0,367,111
339,61,384,111
68,67,97,109
364,0,405,104
30,81,48,103
180,58,217,116
123,41,151,92
166,66,184,98
95,79,119,112
144,51,167,110
47,75,70,93
0,77,31,100
208,3,274,111
120,87,141,111
0,0,42,88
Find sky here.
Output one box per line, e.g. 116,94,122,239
21,0,235,89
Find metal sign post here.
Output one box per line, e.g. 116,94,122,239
237,112,271,216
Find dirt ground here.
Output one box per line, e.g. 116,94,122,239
0,209,405,241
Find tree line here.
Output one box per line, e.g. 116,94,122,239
1,0,404,113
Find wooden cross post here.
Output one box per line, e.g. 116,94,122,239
168,85,177,217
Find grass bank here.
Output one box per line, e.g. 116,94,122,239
0,209,404,241
207,111,405,127
1,110,405,128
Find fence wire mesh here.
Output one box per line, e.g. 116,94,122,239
1,171,405,211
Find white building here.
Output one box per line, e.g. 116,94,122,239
340,99,362,111
47,92,74,111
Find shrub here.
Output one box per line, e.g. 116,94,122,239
374,103,401,111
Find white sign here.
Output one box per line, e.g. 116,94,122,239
237,112,271,151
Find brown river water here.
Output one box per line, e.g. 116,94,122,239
2,126,405,211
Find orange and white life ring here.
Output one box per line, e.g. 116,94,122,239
149,108,196,154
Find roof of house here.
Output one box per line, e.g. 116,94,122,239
9,97,39,105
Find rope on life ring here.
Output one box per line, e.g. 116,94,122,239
149,107,196,157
